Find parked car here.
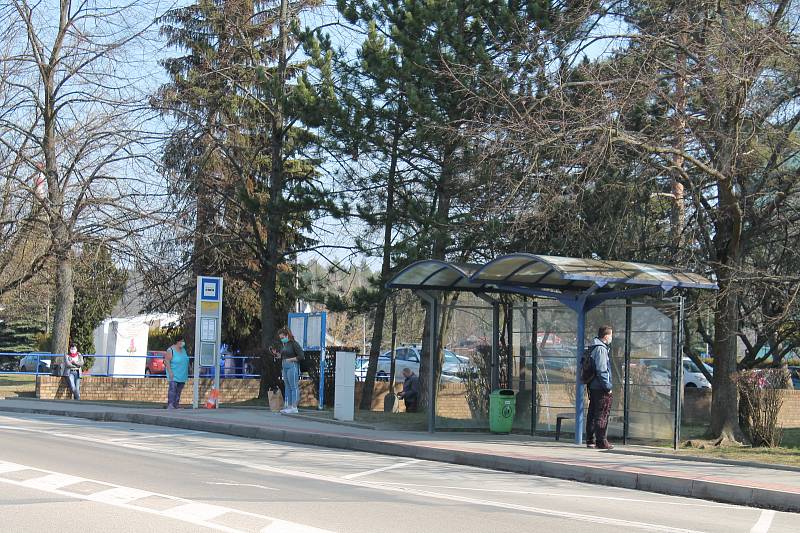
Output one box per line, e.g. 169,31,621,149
538,347,576,373
683,357,712,388
145,350,167,376
642,357,711,389
355,346,475,383
18,354,52,374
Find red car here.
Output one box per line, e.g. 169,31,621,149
146,350,167,376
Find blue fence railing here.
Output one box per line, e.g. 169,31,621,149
0,352,261,379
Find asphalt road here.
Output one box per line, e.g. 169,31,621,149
0,412,794,533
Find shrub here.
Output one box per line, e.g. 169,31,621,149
737,369,788,447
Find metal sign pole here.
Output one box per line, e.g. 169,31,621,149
194,276,223,409
193,278,201,409
214,278,224,407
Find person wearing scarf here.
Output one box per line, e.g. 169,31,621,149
62,345,84,400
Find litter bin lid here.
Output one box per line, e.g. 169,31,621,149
491,389,516,396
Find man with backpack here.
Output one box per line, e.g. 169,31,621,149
585,325,614,449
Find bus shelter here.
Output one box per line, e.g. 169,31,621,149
386,254,717,445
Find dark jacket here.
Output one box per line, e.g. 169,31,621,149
588,337,612,392
400,373,420,400
279,340,304,363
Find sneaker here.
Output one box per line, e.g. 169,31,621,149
597,441,615,450
586,443,596,449
279,408,290,414
288,407,299,414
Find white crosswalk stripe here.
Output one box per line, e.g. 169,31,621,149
163,502,231,522
21,473,85,490
0,461,27,474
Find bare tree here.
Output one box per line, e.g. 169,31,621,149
0,1,166,354
456,1,800,443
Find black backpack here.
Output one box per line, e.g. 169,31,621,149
580,346,597,385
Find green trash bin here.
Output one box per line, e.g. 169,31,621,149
489,389,516,433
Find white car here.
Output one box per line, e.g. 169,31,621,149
683,357,712,389
643,357,711,389
355,346,473,383
18,354,53,374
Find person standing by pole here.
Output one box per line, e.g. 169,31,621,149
165,337,190,409
586,325,614,449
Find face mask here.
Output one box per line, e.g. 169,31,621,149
280,337,289,344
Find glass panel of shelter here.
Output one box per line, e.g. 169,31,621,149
423,293,680,443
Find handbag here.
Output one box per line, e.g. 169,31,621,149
267,387,284,412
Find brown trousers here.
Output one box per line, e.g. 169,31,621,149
586,388,613,444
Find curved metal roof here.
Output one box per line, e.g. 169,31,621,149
387,254,717,293
387,260,485,290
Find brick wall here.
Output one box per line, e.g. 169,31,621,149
36,376,260,405
683,388,800,428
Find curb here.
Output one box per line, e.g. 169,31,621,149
282,413,377,430
2,404,799,512
608,448,800,474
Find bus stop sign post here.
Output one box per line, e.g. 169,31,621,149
193,276,223,409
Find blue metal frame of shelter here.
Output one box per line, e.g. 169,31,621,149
387,254,716,443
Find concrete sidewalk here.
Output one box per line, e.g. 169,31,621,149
2,398,798,512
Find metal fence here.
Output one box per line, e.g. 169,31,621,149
0,352,261,379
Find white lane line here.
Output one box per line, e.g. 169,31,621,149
164,502,230,522
750,510,776,533
342,459,420,479
109,432,195,442
0,460,333,533
206,482,278,491
370,482,741,508
0,422,717,532
21,473,84,491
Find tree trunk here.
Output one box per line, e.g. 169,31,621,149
709,172,745,443
51,249,75,355
258,0,288,398
709,276,746,443
359,111,402,410
419,148,454,409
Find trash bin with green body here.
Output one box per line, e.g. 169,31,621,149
489,389,516,433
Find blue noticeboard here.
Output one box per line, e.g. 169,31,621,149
287,312,327,409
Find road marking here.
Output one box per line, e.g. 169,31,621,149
164,502,230,521
370,482,741,508
260,519,331,532
0,462,27,474
342,459,420,479
90,486,155,505
0,460,333,533
206,481,278,491
750,509,775,533
110,432,195,442
21,473,84,491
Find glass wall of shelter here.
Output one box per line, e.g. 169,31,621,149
386,254,715,445
432,294,681,443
